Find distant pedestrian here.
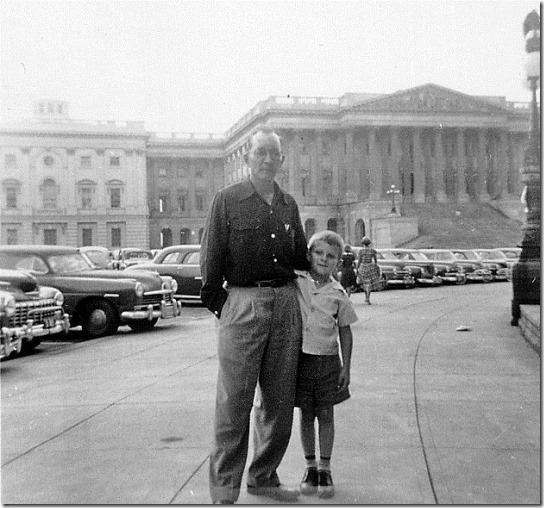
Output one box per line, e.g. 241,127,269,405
356,236,381,305
339,244,357,297
294,231,358,499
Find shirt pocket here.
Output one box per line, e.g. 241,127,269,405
229,216,263,259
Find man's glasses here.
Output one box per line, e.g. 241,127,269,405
252,148,283,161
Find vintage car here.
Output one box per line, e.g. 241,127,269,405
126,245,202,304
0,269,69,358
377,249,444,286
496,247,522,265
110,248,155,270
419,249,493,283
0,246,181,339
452,249,509,282
79,246,113,269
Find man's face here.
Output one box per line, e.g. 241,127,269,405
245,132,284,184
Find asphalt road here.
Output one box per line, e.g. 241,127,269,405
1,283,540,504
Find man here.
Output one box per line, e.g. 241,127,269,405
200,126,309,504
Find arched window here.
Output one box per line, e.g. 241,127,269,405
161,228,172,248
305,218,316,240
327,218,337,233
180,228,191,245
355,219,366,245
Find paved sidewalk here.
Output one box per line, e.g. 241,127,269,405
174,284,540,505
1,284,540,504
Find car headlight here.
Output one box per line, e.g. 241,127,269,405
2,295,17,317
134,282,145,297
53,290,64,306
170,279,178,293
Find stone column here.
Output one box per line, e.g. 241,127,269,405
496,129,508,198
456,129,469,202
292,132,302,197
331,133,339,196
477,129,489,201
432,131,447,202
314,130,323,198
390,128,402,188
412,128,425,203
368,128,382,200
345,128,357,201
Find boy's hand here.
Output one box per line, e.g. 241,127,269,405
338,366,350,391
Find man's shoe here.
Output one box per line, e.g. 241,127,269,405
300,467,319,495
247,484,300,502
317,470,334,499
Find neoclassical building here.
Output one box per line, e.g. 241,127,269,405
1,84,531,248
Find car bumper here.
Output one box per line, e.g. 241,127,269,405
466,270,493,282
386,275,415,287
493,268,509,281
416,276,443,285
441,273,466,284
121,299,181,321
0,330,23,359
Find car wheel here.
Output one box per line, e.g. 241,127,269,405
81,299,119,339
20,337,42,354
128,318,158,332
455,275,467,285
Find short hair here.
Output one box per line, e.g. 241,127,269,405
308,230,344,259
247,125,282,152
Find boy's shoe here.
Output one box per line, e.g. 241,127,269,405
300,467,319,495
317,470,335,499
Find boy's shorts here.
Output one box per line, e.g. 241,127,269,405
295,353,350,409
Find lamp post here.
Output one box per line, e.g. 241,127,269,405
511,9,541,325
386,184,400,214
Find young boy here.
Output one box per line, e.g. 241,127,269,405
294,231,359,498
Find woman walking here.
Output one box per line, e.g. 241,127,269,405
356,237,381,304
339,245,357,297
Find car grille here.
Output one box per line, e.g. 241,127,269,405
140,291,174,309
12,299,61,327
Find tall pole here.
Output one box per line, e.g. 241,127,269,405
511,9,541,325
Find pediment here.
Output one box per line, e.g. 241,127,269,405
350,84,509,115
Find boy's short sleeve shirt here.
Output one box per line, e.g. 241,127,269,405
295,271,359,355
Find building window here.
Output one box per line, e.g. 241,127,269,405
110,156,120,167
7,228,18,245
158,162,168,177
42,179,58,209
5,154,17,168
110,188,121,208
82,228,93,246
174,160,186,177
178,193,187,212
387,142,392,156
81,187,93,209
44,229,57,245
6,187,18,208
81,156,92,168
111,227,122,247
195,194,204,212
44,155,55,167
159,194,169,212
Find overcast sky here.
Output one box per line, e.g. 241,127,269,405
1,0,540,133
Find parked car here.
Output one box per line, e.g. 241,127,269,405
419,249,493,283
79,246,113,269
496,247,522,265
126,245,202,304
378,249,443,286
110,248,155,270
0,246,181,339
0,269,69,358
452,249,509,282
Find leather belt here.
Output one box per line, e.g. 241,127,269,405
250,279,290,288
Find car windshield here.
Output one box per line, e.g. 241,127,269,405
82,251,109,268
477,250,505,260
425,251,455,261
456,251,478,260
379,251,397,260
409,252,429,261
125,251,153,260
501,250,519,259
48,253,95,273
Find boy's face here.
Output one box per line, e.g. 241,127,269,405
308,240,341,278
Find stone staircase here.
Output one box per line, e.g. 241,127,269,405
398,202,523,249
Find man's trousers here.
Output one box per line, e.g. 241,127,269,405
209,283,302,503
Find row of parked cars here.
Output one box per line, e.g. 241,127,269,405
0,245,183,359
359,247,521,289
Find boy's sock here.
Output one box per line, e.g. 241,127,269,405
318,457,331,472
305,455,318,469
